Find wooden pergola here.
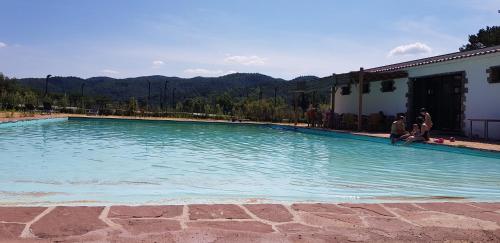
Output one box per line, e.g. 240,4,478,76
289,69,407,128
324,68,408,131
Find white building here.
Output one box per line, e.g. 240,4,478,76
332,45,500,140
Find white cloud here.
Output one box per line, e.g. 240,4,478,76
101,69,120,75
183,68,236,77
0,42,6,48
152,60,164,67
224,55,266,66
388,42,432,57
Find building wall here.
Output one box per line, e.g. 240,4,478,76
334,78,408,116
333,53,500,139
407,53,500,139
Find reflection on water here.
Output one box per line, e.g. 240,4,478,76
0,117,499,205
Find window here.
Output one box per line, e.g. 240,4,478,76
487,66,500,83
380,80,396,92
362,83,370,94
341,85,351,95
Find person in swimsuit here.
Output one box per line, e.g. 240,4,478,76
420,108,433,130
390,116,410,144
404,117,429,145
410,123,419,136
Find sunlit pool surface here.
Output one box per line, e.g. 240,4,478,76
1,117,499,205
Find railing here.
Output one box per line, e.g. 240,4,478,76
468,119,500,140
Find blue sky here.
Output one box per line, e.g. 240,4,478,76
0,0,498,79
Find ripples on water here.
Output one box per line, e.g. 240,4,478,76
0,117,499,205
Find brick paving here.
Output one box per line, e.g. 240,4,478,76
1,203,500,242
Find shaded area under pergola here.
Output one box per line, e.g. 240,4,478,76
316,69,409,131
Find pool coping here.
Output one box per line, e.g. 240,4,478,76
309,126,500,154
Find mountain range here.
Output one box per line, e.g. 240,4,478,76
17,73,333,105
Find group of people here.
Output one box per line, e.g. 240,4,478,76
390,108,433,145
306,105,329,128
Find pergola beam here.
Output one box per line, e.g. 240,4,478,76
358,68,364,131
333,70,408,85
330,73,337,112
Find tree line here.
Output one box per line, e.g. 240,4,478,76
1,72,331,122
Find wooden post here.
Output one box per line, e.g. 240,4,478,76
81,83,85,111
358,67,364,131
330,86,334,110
147,81,151,112
294,92,298,126
164,80,168,113
312,91,316,107
259,86,263,104
330,73,336,112
273,87,277,122
159,85,163,111
172,88,176,109
44,75,52,97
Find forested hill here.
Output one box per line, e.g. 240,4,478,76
17,73,331,104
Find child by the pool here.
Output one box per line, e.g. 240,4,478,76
404,117,430,145
410,123,420,136
390,115,410,144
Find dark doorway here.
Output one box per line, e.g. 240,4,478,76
411,73,464,133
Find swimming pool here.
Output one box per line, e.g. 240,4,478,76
1,117,499,205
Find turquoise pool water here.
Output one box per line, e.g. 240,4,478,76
0,117,499,205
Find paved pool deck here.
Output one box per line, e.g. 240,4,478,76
1,202,500,242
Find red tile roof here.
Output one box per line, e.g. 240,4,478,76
366,45,500,73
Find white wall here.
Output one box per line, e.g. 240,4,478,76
333,53,500,139
408,53,500,139
334,78,408,116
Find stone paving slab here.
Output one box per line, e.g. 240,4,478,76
30,206,107,239
112,218,182,234
0,207,46,223
276,222,321,233
339,203,395,217
188,204,251,220
187,221,274,233
243,204,293,222
109,205,183,219
0,223,25,240
291,203,355,214
0,202,500,242
302,212,364,227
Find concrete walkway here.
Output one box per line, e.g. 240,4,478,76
1,202,500,242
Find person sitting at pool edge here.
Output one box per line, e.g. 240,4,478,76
390,115,410,144
420,108,433,130
404,117,430,145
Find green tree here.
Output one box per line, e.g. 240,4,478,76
128,97,138,115
23,90,38,109
215,92,233,114
175,102,183,112
203,104,212,115
460,26,500,51
58,93,69,108
182,98,194,112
